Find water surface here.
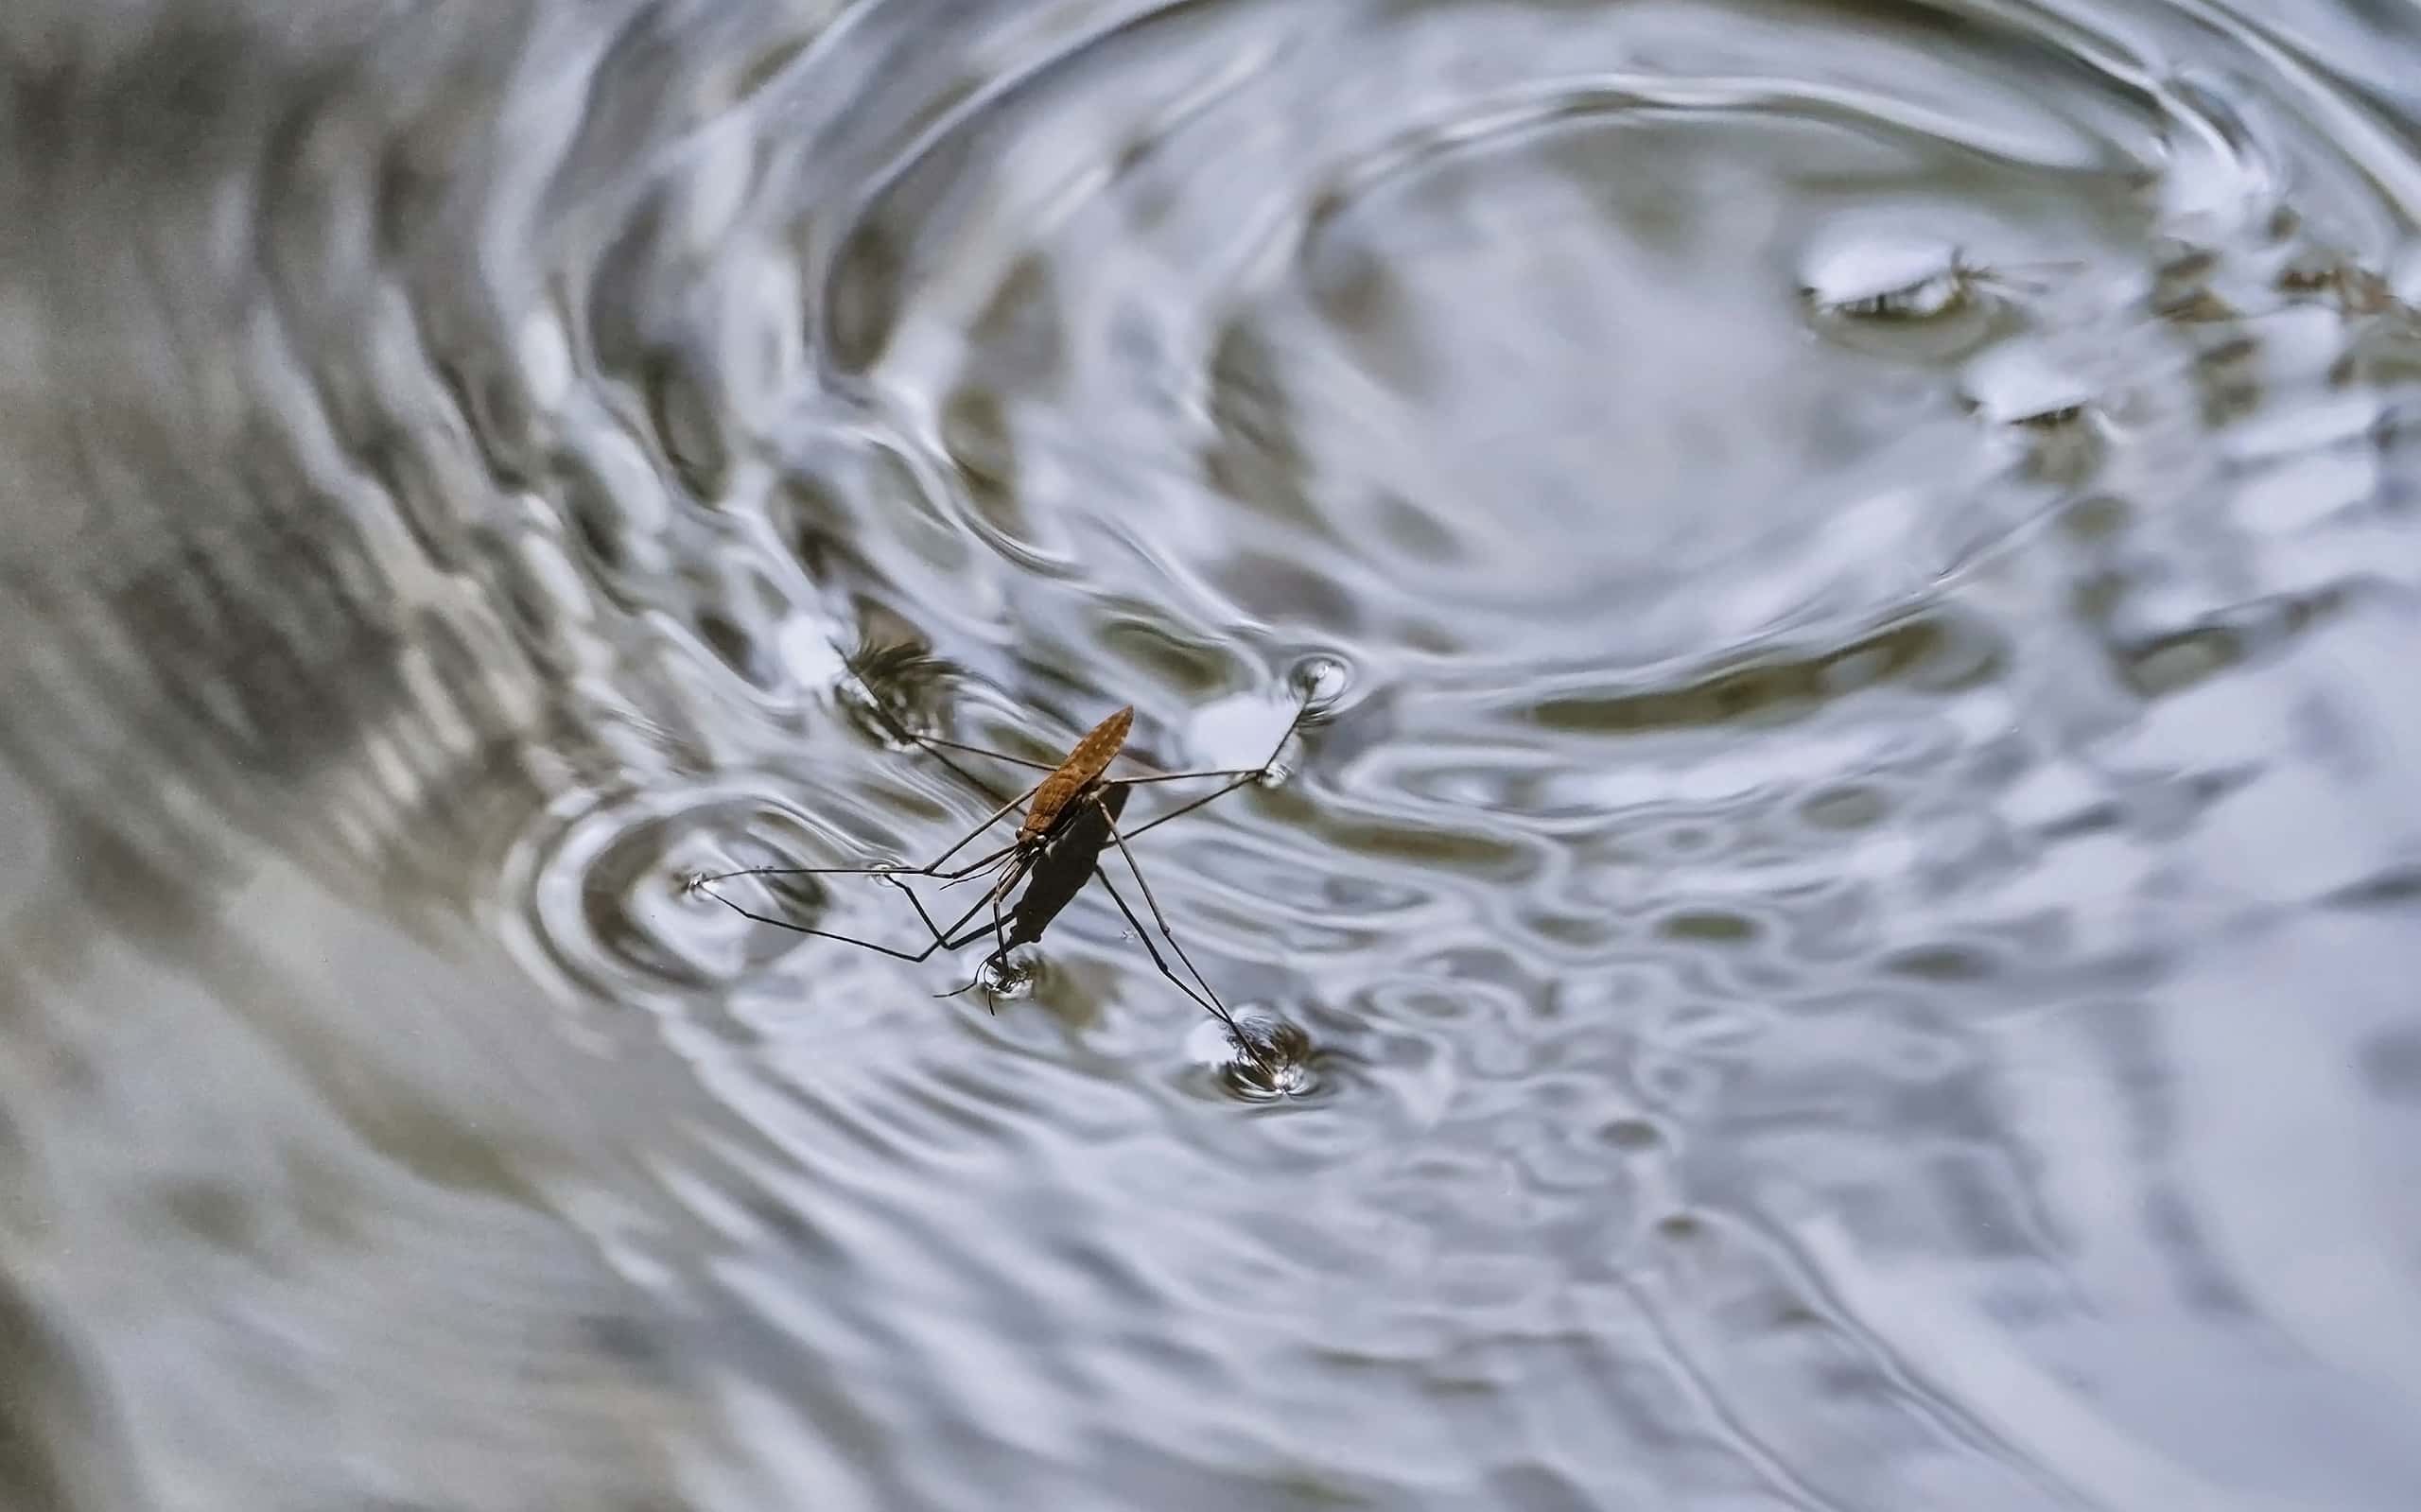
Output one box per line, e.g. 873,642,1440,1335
5,1,2421,1507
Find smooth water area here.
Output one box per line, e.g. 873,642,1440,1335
5,1,2421,1507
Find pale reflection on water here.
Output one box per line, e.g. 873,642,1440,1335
4,0,2421,1508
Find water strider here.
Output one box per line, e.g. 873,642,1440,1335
690,647,1318,1076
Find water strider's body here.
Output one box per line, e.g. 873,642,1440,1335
1018,705,1132,841
991,781,1129,965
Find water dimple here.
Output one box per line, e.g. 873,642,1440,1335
1289,652,1351,710
1195,1013,1320,1102
828,637,965,754
518,785,841,1000
955,947,1042,1006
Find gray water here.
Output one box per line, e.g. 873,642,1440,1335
5,1,2421,1508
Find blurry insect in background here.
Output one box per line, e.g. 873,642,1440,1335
688,644,1321,1077
1799,239,2084,323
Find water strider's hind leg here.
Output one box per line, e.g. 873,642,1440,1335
1089,868,1276,1079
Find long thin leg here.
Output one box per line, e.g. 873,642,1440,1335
1108,686,1317,839
830,640,1030,807
922,780,1043,872
916,735,1055,772
698,854,1019,958
845,689,1011,803
1090,868,1276,1078
922,857,1037,954
878,876,959,950
701,833,1021,887
1101,812,1231,1019
939,849,1019,889
936,866,1021,1007
921,701,1302,782
695,888,950,962
873,860,1026,951
1113,773,1257,842
1115,766,1276,786
692,763,1040,890
942,912,1005,950
979,887,1012,1011
1110,685,1315,786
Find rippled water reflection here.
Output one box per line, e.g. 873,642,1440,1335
6,0,2421,1506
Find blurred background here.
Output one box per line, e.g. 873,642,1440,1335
4,1,2421,1508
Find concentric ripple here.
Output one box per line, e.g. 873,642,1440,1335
8,0,2421,1508
514,779,845,1002
567,0,2421,1493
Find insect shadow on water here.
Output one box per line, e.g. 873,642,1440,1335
688,642,1319,1079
